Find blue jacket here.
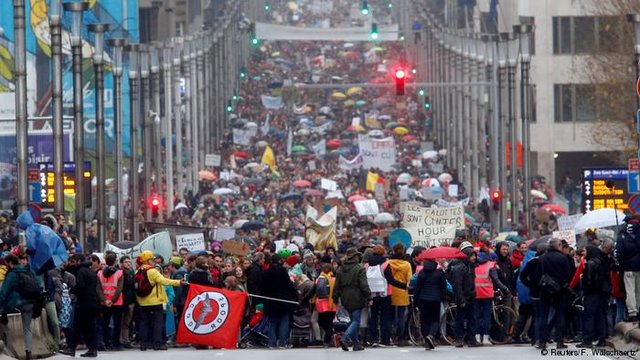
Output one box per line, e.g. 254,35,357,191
17,211,68,275
414,260,447,302
0,265,42,313
516,250,536,305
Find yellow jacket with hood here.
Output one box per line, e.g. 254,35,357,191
136,264,181,306
388,258,412,306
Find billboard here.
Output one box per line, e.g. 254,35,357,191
582,167,629,213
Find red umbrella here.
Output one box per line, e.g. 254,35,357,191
327,139,341,149
305,189,324,196
348,194,366,202
416,247,468,261
402,134,417,142
293,180,312,188
541,204,566,215
234,150,250,160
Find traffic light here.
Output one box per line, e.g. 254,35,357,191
394,68,406,96
264,1,270,11
232,91,239,101
240,66,246,79
491,190,502,211
424,97,431,110
370,23,379,40
226,100,233,113
388,2,393,8
361,1,369,16
150,195,160,218
418,89,425,97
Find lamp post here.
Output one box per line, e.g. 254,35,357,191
107,38,127,242
127,44,140,242
483,34,501,230
50,0,64,217
162,43,174,219
628,14,640,158
172,38,184,203
182,36,193,197
88,23,109,249
496,34,508,229
13,0,28,217
515,24,534,235
139,45,152,221
149,45,163,219
63,1,89,247
505,32,519,228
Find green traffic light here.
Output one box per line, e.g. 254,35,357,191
362,8,369,15
227,106,233,112
240,72,246,78
418,89,425,96
252,38,259,45
424,103,431,109
371,33,379,40
388,3,393,8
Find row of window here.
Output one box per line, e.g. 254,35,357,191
553,16,627,55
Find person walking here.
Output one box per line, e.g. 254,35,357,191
616,216,640,322
0,254,42,360
119,256,135,348
314,262,337,346
135,250,184,351
387,243,412,346
577,246,611,348
448,242,480,348
474,250,509,345
259,254,299,348
97,252,124,351
413,259,447,350
332,247,371,351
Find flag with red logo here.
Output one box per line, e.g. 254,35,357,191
176,284,248,348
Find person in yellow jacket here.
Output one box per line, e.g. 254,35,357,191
136,251,185,351
387,243,412,346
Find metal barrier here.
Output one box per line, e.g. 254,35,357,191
0,311,55,360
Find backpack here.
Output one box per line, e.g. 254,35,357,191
133,268,155,297
315,276,330,298
17,271,41,300
366,264,388,294
583,258,603,292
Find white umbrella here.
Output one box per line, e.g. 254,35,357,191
423,150,438,160
319,106,332,115
175,202,188,211
296,128,310,136
438,149,448,156
368,129,385,137
574,208,625,234
244,162,262,171
396,173,412,184
438,173,453,184
232,219,249,229
256,140,268,148
374,212,396,224
245,122,258,129
214,188,235,196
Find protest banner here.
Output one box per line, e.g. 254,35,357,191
557,214,582,231
321,178,338,191
260,95,284,109
354,199,380,216
214,227,236,242
232,128,257,146
358,136,396,172
339,154,363,171
105,231,173,264
312,139,326,158
205,154,221,167
222,240,251,256
553,230,577,248
400,203,465,247
306,206,338,250
176,233,206,252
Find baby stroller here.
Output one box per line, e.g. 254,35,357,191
290,308,313,347
239,316,270,348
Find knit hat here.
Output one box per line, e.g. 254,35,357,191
320,255,333,264
169,256,183,267
303,250,314,260
459,241,473,251
285,254,300,267
478,229,491,243
277,249,292,259
139,250,155,263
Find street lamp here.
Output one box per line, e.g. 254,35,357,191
162,42,174,219
63,1,89,247
107,37,127,242
139,45,152,221
496,34,509,228
127,43,140,242
503,32,519,227
628,14,640,157
88,22,110,250
13,0,28,219
149,44,163,218
50,0,65,217
172,38,184,202
515,23,534,234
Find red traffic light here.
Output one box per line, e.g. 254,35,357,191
395,69,406,79
491,191,501,200
151,198,160,207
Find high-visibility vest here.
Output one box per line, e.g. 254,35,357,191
474,262,495,299
98,269,123,306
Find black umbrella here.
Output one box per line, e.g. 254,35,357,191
241,221,266,231
354,220,378,229
111,240,137,249
529,235,552,251
279,192,303,203
267,80,284,89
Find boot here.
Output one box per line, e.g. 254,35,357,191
482,335,492,346
475,335,483,344
25,351,31,360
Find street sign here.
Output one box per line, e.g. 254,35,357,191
582,167,630,212
28,182,41,202
205,154,221,167
629,194,640,214
27,203,42,223
629,159,640,194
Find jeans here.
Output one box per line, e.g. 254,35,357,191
310,310,321,342
19,303,34,352
514,302,534,340
454,301,476,343
539,292,566,344
318,311,335,344
369,296,392,343
45,301,60,344
624,271,640,316
532,300,544,343
69,306,98,353
392,305,408,341
474,299,492,335
417,300,440,338
267,312,290,347
102,305,123,347
343,309,362,345
582,294,606,343
120,303,135,344
615,298,626,324
139,305,164,348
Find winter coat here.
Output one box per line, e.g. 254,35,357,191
121,268,135,306
447,257,475,307
616,229,640,272
259,263,298,315
246,262,263,296
582,246,612,295
332,257,371,311
188,267,216,287
70,262,101,311
413,260,447,302
135,265,181,307
520,256,542,300
171,266,188,308
495,243,515,292
388,258,412,306
0,265,42,312
536,247,572,297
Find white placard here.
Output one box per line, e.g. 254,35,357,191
232,128,257,146
205,154,221,167
557,214,583,231
109,205,116,220
351,117,361,127
321,178,338,191
274,240,286,253
358,136,396,172
214,227,236,241
420,141,434,152
291,236,305,245
176,233,206,252
326,190,344,199
261,95,284,109
308,161,317,171
553,230,577,248
354,199,380,216
429,163,444,173
312,139,326,158
448,184,459,197
339,154,364,171
400,203,465,247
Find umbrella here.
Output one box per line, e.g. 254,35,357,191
438,149,448,156
244,162,262,172
354,220,377,228
332,92,347,100
379,115,392,121
296,128,310,136
175,202,188,211
368,129,385,137
270,51,281,57
18,211,69,275
343,43,355,48
355,100,368,107
256,140,268,148
287,1,298,10
344,99,356,106
241,221,266,231
293,180,312,188
213,188,235,195
305,189,324,197
422,178,441,188
292,145,307,153
396,173,412,184
348,194,366,202
234,150,250,160
402,134,417,142
319,106,332,115
541,204,566,215
438,173,453,184
111,240,137,249
279,192,303,203
574,208,625,234
347,87,363,96
531,189,548,200
423,151,438,160
374,212,396,224
347,125,365,132
416,247,467,261
267,80,284,89
232,219,249,229
327,139,341,149
245,122,258,129
528,235,552,251
385,122,400,129
394,127,409,135
198,170,216,181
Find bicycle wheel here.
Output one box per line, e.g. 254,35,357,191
439,305,457,345
408,306,424,346
489,305,517,345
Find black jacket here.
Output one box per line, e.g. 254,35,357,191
70,262,100,311
447,257,475,307
520,256,542,299
495,243,515,292
121,268,135,306
246,262,262,295
413,260,447,302
259,263,298,315
582,246,612,295
616,227,640,272
536,248,572,296
188,268,216,287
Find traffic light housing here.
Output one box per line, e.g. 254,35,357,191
240,66,246,79
264,1,270,11
370,23,379,40
395,68,406,96
226,100,233,113
491,190,502,211
424,97,432,110
361,1,369,15
150,195,160,218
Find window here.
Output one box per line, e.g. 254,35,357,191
554,84,598,122
553,16,624,54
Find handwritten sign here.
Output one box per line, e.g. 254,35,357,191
222,240,250,256
339,154,364,171
553,230,577,248
448,184,459,197
354,199,380,216
205,154,221,167
232,128,257,146
358,135,396,172
176,233,206,252
321,178,338,191
557,214,582,231
400,203,465,247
